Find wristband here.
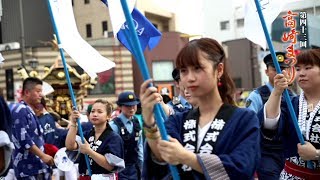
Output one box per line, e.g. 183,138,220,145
70,124,77,128
143,122,158,133
145,131,161,140
143,121,156,128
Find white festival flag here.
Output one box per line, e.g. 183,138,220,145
0,53,4,64
49,0,115,78
108,0,136,36
42,81,54,96
244,0,287,50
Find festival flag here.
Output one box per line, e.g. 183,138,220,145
244,0,286,49
0,53,4,64
101,0,162,53
48,0,115,79
42,81,54,96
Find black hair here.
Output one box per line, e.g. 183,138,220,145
22,77,42,95
93,99,113,117
175,38,236,105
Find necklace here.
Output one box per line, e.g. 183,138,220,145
307,103,314,112
298,92,320,140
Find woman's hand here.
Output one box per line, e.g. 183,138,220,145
297,142,318,160
140,79,163,126
157,137,190,165
273,70,289,95
79,139,92,155
70,110,80,124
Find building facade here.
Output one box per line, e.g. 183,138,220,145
0,0,188,108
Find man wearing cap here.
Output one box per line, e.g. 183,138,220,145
246,52,295,180
167,68,192,113
109,91,143,180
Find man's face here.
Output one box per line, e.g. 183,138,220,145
24,84,43,106
120,105,137,119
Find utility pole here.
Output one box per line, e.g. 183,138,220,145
19,0,26,66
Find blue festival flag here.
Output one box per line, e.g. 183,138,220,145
101,0,162,53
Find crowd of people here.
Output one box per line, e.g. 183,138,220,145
1,37,320,180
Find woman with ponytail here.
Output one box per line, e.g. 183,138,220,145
140,38,260,179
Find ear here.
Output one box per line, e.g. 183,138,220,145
217,63,224,79
23,89,30,97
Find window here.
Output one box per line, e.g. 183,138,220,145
152,23,158,29
5,69,14,100
152,61,174,81
220,21,230,30
89,69,115,95
236,19,244,28
86,24,92,38
102,21,108,35
84,0,90,4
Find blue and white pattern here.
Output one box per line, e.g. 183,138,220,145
11,101,50,178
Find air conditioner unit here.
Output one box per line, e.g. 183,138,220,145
0,42,20,51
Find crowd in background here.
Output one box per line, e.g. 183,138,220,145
1,38,320,180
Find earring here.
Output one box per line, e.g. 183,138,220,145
218,78,222,87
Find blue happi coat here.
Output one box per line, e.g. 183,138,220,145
258,96,320,170
11,101,51,178
143,105,260,180
78,124,125,175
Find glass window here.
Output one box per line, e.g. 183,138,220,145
220,21,230,30
89,69,115,95
152,61,174,81
236,19,244,28
102,21,108,35
5,69,14,100
86,24,92,38
152,23,158,29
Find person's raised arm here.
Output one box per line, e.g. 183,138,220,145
140,79,164,161
265,70,289,119
65,110,80,150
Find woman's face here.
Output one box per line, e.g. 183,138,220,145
89,102,109,125
180,51,220,98
183,87,198,107
295,64,320,91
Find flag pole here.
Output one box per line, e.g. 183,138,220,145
119,0,179,179
254,0,312,168
46,0,92,175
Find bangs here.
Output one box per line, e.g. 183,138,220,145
296,49,320,67
175,40,201,69
175,38,225,69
